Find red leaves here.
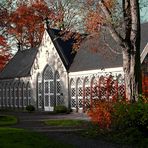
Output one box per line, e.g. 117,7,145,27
87,99,113,129
8,2,47,48
142,73,148,98
0,35,11,71
104,0,116,9
0,54,11,71
1,0,57,50
85,11,103,33
0,36,7,47
84,0,116,34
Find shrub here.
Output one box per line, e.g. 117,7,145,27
54,105,68,113
112,96,148,133
87,95,148,133
26,105,35,112
87,99,113,129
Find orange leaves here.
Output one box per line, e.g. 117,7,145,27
0,35,11,71
85,11,103,33
0,36,7,48
6,0,52,48
104,0,116,9
0,40,11,71
142,73,148,98
0,54,11,71
84,0,116,34
87,99,113,129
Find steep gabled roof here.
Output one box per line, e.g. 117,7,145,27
0,48,38,79
0,23,147,79
47,29,76,70
141,22,148,50
69,22,148,72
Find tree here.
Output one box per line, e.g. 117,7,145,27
0,0,81,69
0,35,11,71
0,0,55,50
79,0,144,101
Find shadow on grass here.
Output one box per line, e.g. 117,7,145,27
0,128,75,148
0,115,18,126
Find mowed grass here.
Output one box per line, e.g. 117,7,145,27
0,128,75,148
0,115,17,126
45,119,90,127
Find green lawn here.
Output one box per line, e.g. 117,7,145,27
0,128,75,148
0,115,17,126
45,119,89,127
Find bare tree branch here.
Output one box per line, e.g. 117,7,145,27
99,0,125,47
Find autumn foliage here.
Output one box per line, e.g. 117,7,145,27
0,0,65,69
87,75,148,130
87,99,113,129
142,73,148,98
0,54,11,71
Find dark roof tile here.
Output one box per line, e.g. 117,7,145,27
69,22,148,72
0,48,38,79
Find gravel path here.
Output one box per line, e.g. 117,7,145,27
0,112,130,148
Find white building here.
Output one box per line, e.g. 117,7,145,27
0,23,147,112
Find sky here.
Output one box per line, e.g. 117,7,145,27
140,0,148,22
140,6,148,22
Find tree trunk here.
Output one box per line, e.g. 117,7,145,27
123,48,142,101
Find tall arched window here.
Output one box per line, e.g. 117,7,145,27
27,83,31,105
3,83,6,107
23,83,27,107
100,76,107,99
14,82,19,107
6,83,10,107
77,78,83,109
19,83,23,107
55,71,63,105
37,73,42,109
117,74,125,99
43,65,54,109
91,77,99,101
84,77,90,108
10,83,14,107
70,79,76,109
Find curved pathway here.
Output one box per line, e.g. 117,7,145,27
1,112,130,148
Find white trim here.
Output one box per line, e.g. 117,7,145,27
69,67,123,77
141,43,148,63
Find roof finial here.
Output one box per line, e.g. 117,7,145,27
17,42,23,51
44,17,50,30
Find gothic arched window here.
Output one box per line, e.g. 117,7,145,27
77,78,83,109
55,71,63,105
70,78,76,109
37,73,42,109
43,65,54,108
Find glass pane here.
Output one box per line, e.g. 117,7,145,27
45,82,49,93
38,83,42,94
50,81,54,93
71,88,76,97
45,95,49,106
78,98,83,108
71,99,76,107
50,95,54,107
38,95,42,107
56,81,61,93
71,79,75,86
44,67,53,80
78,87,83,97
